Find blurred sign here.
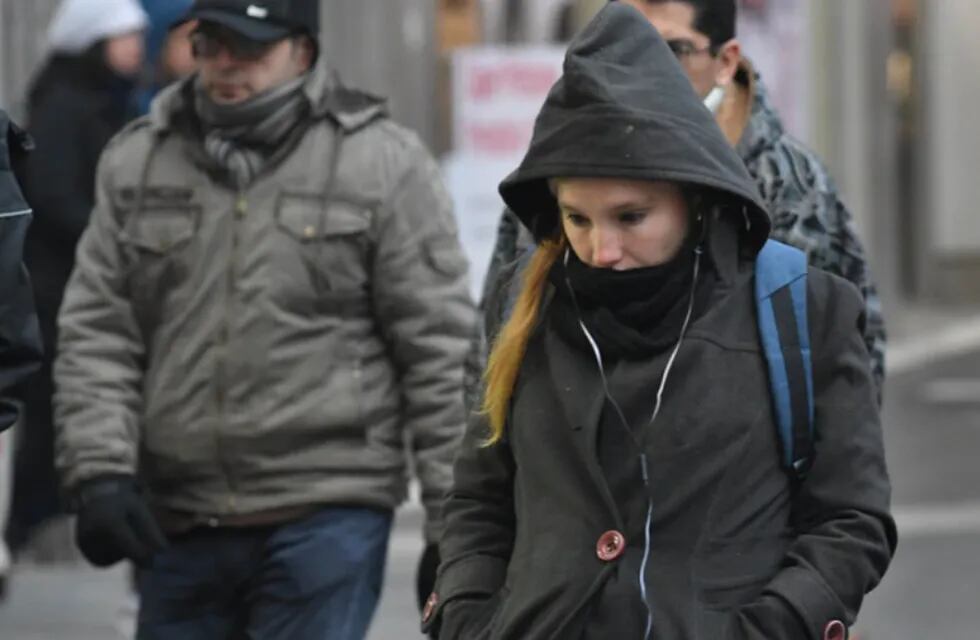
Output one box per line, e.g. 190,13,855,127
446,46,564,298
443,153,524,299
452,46,564,156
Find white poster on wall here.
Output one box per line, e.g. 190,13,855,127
451,46,565,156
445,46,565,299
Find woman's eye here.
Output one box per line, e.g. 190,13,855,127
566,213,590,228
619,211,647,225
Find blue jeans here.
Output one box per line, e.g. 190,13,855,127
136,506,393,640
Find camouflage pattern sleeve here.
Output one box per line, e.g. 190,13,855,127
756,140,887,401
463,209,525,413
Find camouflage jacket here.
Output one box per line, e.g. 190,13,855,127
465,70,886,410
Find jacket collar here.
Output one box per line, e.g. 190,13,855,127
734,60,786,165
148,60,388,136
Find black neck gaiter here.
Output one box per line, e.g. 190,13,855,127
547,239,715,361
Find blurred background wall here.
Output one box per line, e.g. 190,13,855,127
0,0,60,116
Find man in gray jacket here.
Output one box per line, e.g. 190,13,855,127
54,2,474,638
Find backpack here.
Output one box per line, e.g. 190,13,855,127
503,239,815,481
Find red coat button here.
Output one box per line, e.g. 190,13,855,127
823,620,846,640
422,592,438,623
596,530,626,562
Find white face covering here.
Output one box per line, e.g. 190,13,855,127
703,85,726,114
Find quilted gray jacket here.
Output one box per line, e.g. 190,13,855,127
54,64,475,542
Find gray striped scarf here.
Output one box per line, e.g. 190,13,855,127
195,75,310,188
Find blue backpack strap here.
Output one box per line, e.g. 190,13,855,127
755,240,814,480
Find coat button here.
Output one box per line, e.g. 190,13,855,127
823,620,846,640
422,592,438,623
596,530,626,562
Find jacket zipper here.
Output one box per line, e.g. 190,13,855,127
214,191,247,508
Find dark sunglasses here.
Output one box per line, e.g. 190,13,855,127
190,26,279,61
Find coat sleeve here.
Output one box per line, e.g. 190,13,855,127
370,135,476,544
807,192,886,402
0,114,43,431
423,410,516,637
422,267,518,637
735,272,897,639
54,146,145,490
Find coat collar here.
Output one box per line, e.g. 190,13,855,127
734,60,787,166
148,60,388,136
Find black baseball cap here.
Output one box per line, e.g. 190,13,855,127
181,0,319,42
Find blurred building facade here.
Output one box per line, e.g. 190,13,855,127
1,0,977,308
0,1,60,117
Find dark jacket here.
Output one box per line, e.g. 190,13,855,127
21,51,135,353
0,109,43,431
431,5,895,639
17,50,134,454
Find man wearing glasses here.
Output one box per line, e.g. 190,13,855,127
469,0,886,407
54,1,474,638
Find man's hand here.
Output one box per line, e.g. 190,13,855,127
74,476,168,568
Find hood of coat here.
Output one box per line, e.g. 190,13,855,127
139,0,195,67
499,2,770,255
47,0,148,55
147,59,389,136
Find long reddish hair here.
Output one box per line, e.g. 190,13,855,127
481,237,565,444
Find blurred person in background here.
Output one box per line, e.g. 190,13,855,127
0,109,43,598
53,1,473,638
134,0,197,115
6,0,148,557
467,0,887,411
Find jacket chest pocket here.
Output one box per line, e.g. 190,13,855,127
119,205,199,312
273,194,372,302
121,206,197,254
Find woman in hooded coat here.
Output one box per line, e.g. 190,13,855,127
425,4,895,640
8,0,147,551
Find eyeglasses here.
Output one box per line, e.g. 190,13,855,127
190,26,278,61
665,38,717,60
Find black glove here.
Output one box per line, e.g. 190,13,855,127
74,476,168,568
416,543,441,612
